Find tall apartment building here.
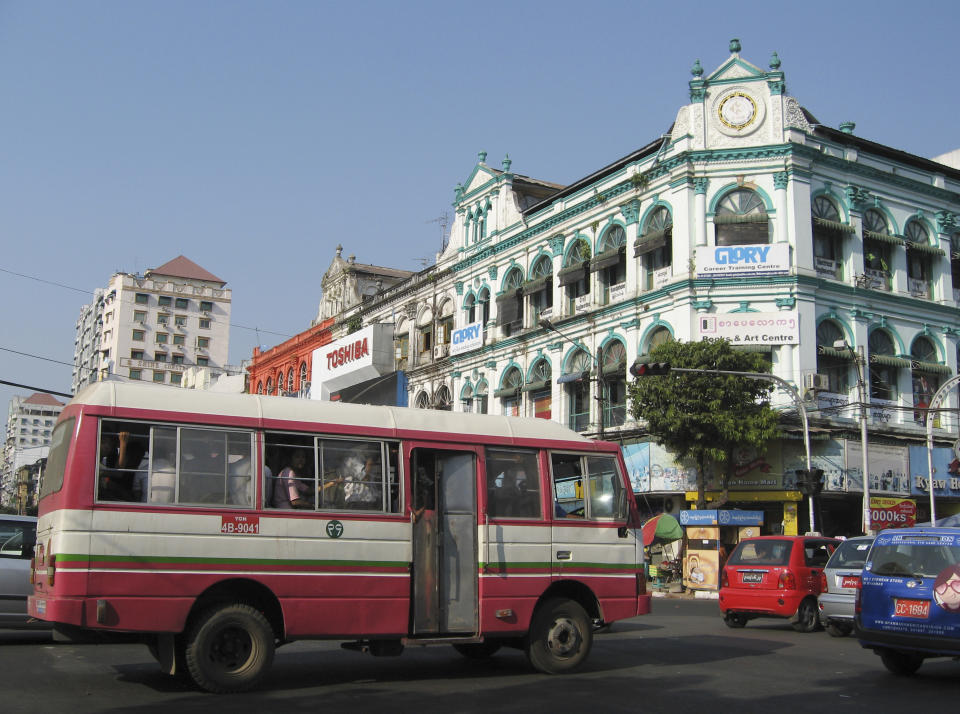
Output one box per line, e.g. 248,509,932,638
1,392,64,508
73,255,232,389
72,287,106,394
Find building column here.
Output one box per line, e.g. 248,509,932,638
694,178,708,247
773,172,789,243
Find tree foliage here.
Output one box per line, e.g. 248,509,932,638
628,339,781,509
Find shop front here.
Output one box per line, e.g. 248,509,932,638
679,509,765,592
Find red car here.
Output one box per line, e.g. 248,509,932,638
719,535,840,632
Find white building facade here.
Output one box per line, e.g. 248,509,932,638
1,392,65,508
73,255,232,390
313,41,960,534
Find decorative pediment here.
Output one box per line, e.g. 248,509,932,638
706,56,766,83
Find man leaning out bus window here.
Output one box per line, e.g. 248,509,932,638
271,450,313,509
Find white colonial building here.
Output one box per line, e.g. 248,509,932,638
1,392,65,508
73,255,232,390
304,40,960,534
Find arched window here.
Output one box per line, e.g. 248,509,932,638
815,321,850,394
637,206,673,290
911,337,944,425
644,325,672,354
715,189,769,246
593,225,627,305
299,362,308,393
266,378,272,395
496,366,523,416
559,238,591,315
464,293,477,324
600,340,627,427
434,385,452,411
256,381,263,395
415,391,430,410
863,209,895,290
461,383,475,413
812,196,851,280
474,379,489,414
477,287,491,325
417,308,434,361
562,349,593,432
287,368,294,395
437,299,454,353
497,269,524,337
524,255,554,323
904,220,936,298
868,330,905,402
525,358,552,420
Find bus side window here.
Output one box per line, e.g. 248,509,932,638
551,452,584,518
98,421,150,502
586,455,622,520
485,448,541,519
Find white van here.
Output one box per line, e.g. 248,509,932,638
0,515,41,628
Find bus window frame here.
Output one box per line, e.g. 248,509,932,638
549,450,627,522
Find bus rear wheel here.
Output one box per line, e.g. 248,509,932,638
185,604,275,693
525,598,592,674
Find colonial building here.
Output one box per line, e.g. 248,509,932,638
281,40,960,535
73,255,232,389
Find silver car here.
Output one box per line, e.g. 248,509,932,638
818,535,875,636
0,515,41,628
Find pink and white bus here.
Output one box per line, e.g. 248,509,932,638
30,382,650,692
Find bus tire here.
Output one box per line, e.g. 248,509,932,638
184,603,275,693
525,598,592,674
453,641,502,659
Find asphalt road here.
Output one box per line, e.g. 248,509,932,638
2,598,958,713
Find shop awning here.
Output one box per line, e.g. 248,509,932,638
870,354,911,369
905,242,945,257
557,370,590,384
864,230,903,246
813,217,856,234
713,213,769,225
634,230,668,256
591,246,625,271
557,262,587,286
493,386,520,399
521,379,551,393
911,360,953,376
521,275,552,295
816,345,855,360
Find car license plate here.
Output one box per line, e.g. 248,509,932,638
893,598,929,619
741,572,763,584
840,575,860,589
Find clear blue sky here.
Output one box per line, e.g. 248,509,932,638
1,0,958,410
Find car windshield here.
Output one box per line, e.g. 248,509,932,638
727,539,792,566
827,538,873,569
869,542,960,578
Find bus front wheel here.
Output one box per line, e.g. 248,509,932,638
525,598,592,674
184,603,275,693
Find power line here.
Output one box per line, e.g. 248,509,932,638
0,265,294,338
0,379,73,399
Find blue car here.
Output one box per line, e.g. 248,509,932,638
856,527,960,675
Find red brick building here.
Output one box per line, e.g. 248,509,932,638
246,318,334,397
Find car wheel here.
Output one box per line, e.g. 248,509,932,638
723,613,748,629
879,649,924,676
792,598,821,633
525,598,592,674
184,604,275,693
453,641,502,659
825,622,851,638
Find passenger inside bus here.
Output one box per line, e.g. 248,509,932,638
98,423,149,501
271,450,314,509
340,447,382,509
133,432,176,503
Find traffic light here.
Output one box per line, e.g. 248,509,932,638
795,469,811,496
630,356,671,377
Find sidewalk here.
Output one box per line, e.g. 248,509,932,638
650,587,718,600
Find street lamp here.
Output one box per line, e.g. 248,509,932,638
836,340,872,535
924,373,960,524
539,318,607,438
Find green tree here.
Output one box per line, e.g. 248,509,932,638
629,339,780,509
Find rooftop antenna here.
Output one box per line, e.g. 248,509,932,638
426,211,450,251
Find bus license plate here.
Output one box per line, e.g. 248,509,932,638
840,575,860,589
894,598,929,619
741,572,763,584
220,515,260,535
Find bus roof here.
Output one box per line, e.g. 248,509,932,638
70,381,602,446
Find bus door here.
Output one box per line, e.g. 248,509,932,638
550,452,638,599
410,446,478,635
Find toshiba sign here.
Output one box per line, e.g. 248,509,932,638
311,324,395,399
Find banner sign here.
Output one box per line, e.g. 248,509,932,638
449,321,484,356
697,311,799,346
695,244,790,278
869,497,916,529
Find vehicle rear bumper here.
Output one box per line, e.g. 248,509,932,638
818,592,855,624
719,588,804,617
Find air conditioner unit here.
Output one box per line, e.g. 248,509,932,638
804,373,829,391
433,344,449,359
